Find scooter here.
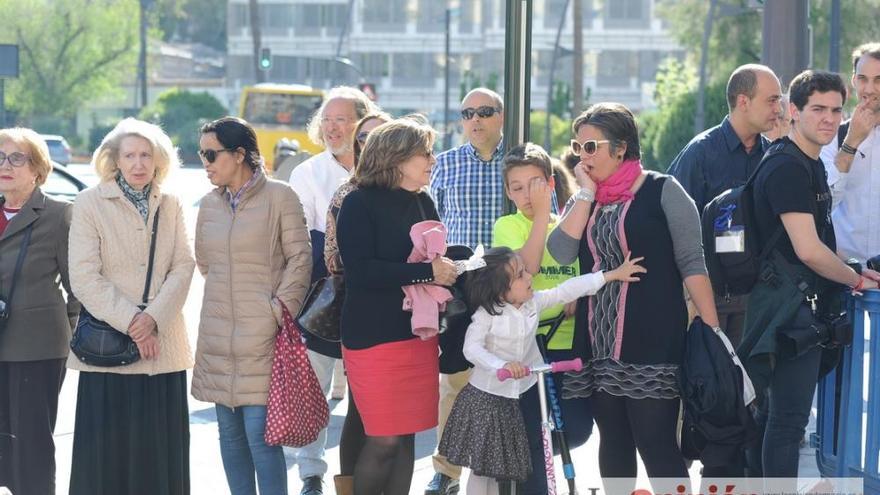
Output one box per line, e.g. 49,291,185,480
497,357,584,495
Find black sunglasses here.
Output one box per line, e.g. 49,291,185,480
356,130,371,145
570,139,610,156
460,105,502,120
0,151,29,168
198,148,235,163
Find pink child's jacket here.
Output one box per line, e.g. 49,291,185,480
402,220,453,339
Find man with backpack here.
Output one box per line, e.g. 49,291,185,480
739,70,880,479
820,42,880,264
669,64,783,347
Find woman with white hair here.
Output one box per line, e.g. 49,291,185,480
67,117,196,495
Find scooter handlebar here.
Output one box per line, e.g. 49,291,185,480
496,358,583,381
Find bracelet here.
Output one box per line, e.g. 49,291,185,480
841,142,859,155
574,188,595,203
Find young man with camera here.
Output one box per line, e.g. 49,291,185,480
741,70,880,479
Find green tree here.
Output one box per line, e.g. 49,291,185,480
156,0,227,51
139,88,226,162
0,0,139,126
529,111,571,157
810,0,880,79
638,59,727,171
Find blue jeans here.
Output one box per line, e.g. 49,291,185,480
215,405,288,495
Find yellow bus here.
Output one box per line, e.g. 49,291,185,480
238,83,324,170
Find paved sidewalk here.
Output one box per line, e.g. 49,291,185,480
52,368,821,495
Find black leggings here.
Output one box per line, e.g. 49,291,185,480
339,388,366,476
591,392,688,479
352,433,415,495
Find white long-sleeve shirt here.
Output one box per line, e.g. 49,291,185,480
288,150,350,233
463,271,606,399
820,126,880,263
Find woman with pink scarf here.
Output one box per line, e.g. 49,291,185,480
547,103,720,490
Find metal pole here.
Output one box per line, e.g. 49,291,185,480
829,0,840,73
444,7,452,150
694,0,717,135
139,0,148,108
503,0,532,152
762,0,810,88
0,79,5,127
545,0,571,152
332,0,356,86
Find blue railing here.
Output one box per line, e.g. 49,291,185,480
815,289,880,493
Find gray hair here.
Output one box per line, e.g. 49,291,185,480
306,86,379,147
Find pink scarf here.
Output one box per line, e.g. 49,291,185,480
595,159,643,206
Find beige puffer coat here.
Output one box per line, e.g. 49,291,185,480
67,181,195,375
191,172,311,407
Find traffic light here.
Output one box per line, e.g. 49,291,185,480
259,47,272,71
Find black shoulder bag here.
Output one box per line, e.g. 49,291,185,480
70,206,160,367
0,224,35,333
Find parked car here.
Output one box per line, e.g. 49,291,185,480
40,134,73,165
44,162,87,200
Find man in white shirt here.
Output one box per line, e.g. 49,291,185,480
288,86,377,495
820,42,880,263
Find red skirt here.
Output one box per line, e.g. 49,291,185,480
343,336,439,436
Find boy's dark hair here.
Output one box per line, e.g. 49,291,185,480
560,147,580,172
788,70,847,110
502,142,552,185
465,247,518,316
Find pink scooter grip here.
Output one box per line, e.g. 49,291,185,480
496,358,583,381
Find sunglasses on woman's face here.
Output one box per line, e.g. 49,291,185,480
0,151,29,168
460,105,502,120
198,148,234,163
356,131,371,145
570,139,610,156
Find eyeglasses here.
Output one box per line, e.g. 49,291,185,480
0,151,29,168
570,139,610,156
460,106,502,120
321,116,354,126
198,148,235,163
355,130,371,145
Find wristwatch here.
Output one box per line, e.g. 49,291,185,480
574,188,595,203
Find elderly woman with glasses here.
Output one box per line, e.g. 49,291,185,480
0,128,79,495
67,118,196,495
191,116,311,495
547,103,720,491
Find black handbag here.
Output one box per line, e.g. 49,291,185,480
296,274,344,343
70,205,160,367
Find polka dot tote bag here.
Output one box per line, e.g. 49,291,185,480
264,302,330,447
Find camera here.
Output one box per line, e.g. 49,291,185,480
867,254,880,272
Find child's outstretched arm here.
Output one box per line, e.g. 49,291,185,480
603,252,647,283
462,309,508,372
533,253,646,312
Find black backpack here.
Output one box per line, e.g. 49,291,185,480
701,139,812,297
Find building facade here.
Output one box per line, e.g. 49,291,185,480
226,0,683,116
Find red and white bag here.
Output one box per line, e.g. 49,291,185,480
264,302,329,447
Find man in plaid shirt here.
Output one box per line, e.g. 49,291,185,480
425,87,505,495
430,88,506,251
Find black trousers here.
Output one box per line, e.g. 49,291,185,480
0,358,66,495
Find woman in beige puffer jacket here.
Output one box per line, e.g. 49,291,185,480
191,117,311,495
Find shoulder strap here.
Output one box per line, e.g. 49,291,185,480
754,140,814,264
6,224,34,304
141,205,161,306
